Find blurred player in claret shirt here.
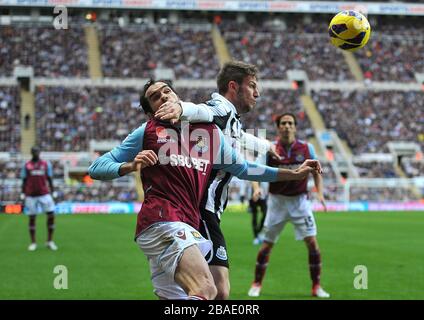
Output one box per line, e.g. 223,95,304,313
248,113,330,299
21,146,58,251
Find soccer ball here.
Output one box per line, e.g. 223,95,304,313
328,10,371,52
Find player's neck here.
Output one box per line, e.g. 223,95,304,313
280,137,295,149
31,157,40,162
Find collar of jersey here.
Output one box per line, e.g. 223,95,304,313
211,92,238,116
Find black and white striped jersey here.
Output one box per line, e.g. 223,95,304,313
180,92,271,219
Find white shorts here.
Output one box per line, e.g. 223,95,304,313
263,193,317,243
136,221,212,300
25,194,56,215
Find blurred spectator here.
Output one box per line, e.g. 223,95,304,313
0,87,20,152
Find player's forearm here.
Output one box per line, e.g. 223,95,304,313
229,161,279,182
88,153,125,180
313,172,325,199
180,102,214,122
22,179,26,194
48,178,54,193
118,162,137,176
277,168,309,181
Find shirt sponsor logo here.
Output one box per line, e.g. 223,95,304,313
194,136,208,153
156,126,176,144
30,170,45,176
216,246,228,261
156,126,168,138
191,231,203,240
175,229,186,240
296,154,305,162
169,154,210,174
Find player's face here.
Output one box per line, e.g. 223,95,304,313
278,115,296,142
31,149,40,159
145,82,179,113
235,75,260,114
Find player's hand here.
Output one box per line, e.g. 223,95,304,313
252,188,263,202
132,150,158,171
20,193,25,201
268,144,281,160
319,197,327,212
293,166,315,180
298,159,323,175
154,101,182,125
52,191,58,199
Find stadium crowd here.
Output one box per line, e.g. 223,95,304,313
34,86,146,151
1,14,423,205
99,24,219,79
0,87,20,153
355,35,424,82
221,20,353,81
0,24,88,77
354,161,398,178
57,183,138,202
311,90,424,154
401,159,424,178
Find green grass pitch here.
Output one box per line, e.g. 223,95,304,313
1,207,423,300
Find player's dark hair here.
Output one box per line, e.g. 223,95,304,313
139,79,176,115
31,146,40,153
275,113,297,127
217,61,258,95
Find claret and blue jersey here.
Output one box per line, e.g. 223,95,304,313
267,139,316,196
88,119,279,237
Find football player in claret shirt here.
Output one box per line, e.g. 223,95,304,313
21,146,58,251
89,80,322,300
248,113,330,299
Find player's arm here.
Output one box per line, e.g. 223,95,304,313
155,99,231,128
309,143,327,211
240,130,281,159
213,130,321,182
251,152,267,201
20,165,26,200
46,161,55,194
88,123,157,180
251,181,262,202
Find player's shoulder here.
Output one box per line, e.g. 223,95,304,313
295,139,313,149
206,93,235,113
296,139,308,146
190,122,220,134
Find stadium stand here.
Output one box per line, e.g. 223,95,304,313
221,20,354,80
99,24,219,79
0,87,20,152
34,86,146,151
0,10,423,206
0,24,88,77
311,90,424,154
